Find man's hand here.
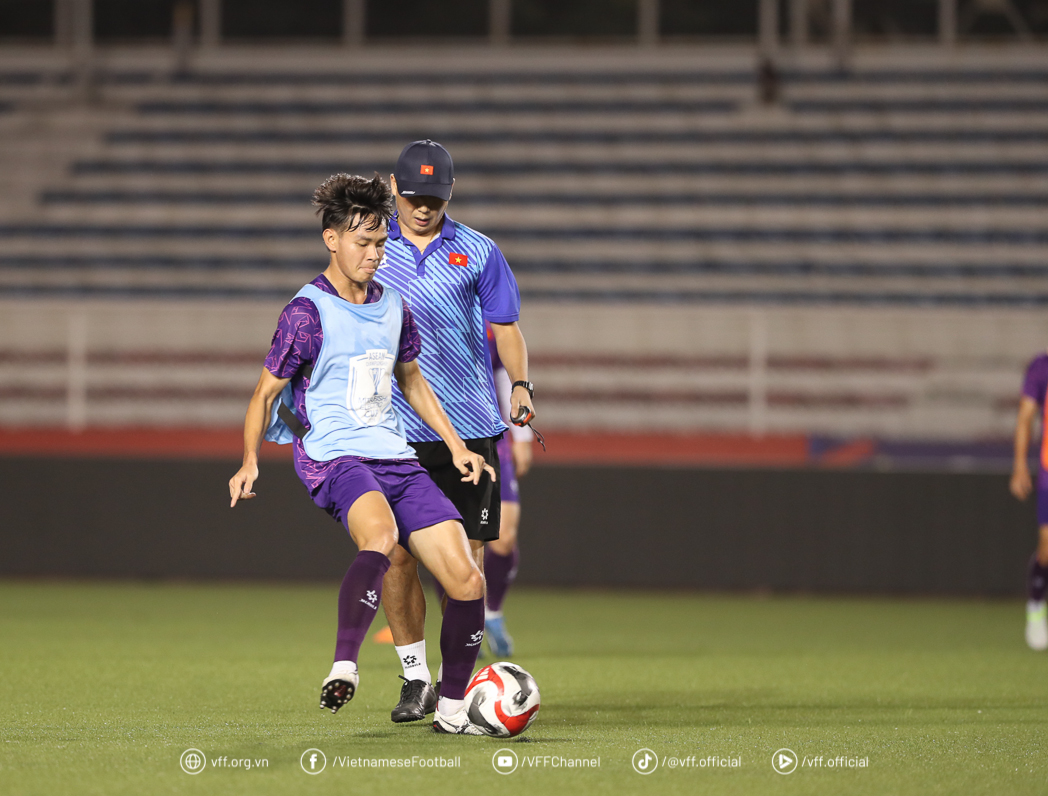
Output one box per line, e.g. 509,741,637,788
513,439,533,477
451,447,496,485
1011,462,1033,501
229,463,260,507
511,385,536,427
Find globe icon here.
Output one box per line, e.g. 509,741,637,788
180,749,206,774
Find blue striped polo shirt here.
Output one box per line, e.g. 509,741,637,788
380,213,520,443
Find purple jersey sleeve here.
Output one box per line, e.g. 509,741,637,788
1022,353,1048,408
477,244,521,324
399,299,421,363
264,297,322,378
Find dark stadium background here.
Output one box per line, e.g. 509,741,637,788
5,4,1048,795
1,0,1045,594
6,0,1048,40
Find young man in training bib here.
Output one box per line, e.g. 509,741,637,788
228,173,492,734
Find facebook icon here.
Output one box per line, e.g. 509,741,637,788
300,748,326,775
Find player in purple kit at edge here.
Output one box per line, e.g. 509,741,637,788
483,322,534,655
377,140,538,723
228,173,494,734
431,323,533,655
1010,350,1048,650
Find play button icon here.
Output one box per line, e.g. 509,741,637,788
772,748,798,775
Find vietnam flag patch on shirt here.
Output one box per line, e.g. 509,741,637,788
449,252,469,267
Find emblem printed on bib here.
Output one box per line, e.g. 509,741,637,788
347,349,397,426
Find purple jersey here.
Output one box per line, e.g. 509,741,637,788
1022,353,1048,409
1020,353,1048,510
264,274,421,491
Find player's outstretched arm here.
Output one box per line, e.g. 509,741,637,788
490,321,536,423
1011,396,1038,501
393,360,495,485
229,368,291,507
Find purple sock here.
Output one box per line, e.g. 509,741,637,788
334,550,390,662
439,596,485,700
1030,554,1048,602
484,545,519,613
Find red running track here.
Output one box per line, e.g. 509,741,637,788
0,427,811,467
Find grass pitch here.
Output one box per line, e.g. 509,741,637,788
1,582,1047,795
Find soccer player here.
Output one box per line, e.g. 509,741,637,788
1010,349,1048,650
228,173,493,734
376,140,536,722
484,322,533,656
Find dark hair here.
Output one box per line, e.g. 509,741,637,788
312,173,394,233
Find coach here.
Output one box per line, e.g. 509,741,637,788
376,140,536,722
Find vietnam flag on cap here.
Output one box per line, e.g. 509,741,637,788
420,164,434,175
449,252,469,267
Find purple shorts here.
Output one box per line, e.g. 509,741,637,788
310,456,461,547
498,437,519,504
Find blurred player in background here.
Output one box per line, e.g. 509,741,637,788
484,322,533,656
1010,349,1048,650
377,140,536,724
228,174,494,734
432,322,533,655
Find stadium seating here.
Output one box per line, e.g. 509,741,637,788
1,44,1046,442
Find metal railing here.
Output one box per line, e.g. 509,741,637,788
0,306,1019,439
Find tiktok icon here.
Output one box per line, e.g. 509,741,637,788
632,748,659,775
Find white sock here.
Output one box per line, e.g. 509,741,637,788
1028,600,1046,613
437,662,443,685
485,609,503,621
438,697,464,716
395,641,430,682
326,660,358,681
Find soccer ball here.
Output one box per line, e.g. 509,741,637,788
465,662,540,738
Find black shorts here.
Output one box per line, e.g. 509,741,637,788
410,436,501,543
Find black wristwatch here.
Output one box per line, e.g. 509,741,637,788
512,380,535,398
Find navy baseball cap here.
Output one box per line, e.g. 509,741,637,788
394,139,454,201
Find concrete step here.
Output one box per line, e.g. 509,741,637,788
31,202,1048,230
52,171,1048,196
3,265,1048,305
72,141,1048,163
5,221,1048,243
1,236,1046,266
90,111,1048,134
66,155,1048,177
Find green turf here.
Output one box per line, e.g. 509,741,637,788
1,582,1047,795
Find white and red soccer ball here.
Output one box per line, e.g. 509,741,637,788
465,662,540,738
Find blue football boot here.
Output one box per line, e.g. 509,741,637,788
485,614,514,658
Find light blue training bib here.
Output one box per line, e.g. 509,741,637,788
265,282,416,461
